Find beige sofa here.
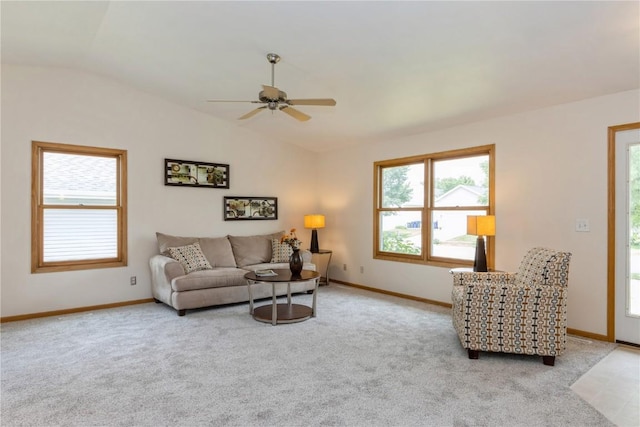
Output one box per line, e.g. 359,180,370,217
149,231,316,316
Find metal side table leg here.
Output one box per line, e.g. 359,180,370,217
248,279,254,314
271,282,277,326
312,277,319,317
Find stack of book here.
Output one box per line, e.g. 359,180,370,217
255,269,277,277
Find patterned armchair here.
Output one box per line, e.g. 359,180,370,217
451,247,572,366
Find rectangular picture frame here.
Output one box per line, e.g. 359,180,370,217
224,196,278,221
165,158,229,188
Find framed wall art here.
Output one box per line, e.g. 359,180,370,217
165,158,229,188
224,197,278,221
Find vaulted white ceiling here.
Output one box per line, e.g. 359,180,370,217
2,1,639,152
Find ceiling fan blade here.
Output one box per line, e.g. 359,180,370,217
287,98,336,106
207,100,262,103
207,54,335,122
239,106,267,120
279,105,311,122
261,85,280,99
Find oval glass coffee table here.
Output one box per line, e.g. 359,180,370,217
244,269,320,325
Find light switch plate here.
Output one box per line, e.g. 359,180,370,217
575,218,590,232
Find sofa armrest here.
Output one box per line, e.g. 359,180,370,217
151,254,185,280
460,281,567,303
452,271,516,286
301,249,312,263
149,254,185,304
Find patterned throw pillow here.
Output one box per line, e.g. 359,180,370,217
167,242,213,274
271,239,293,263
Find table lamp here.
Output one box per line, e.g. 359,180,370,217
304,214,325,253
467,215,495,272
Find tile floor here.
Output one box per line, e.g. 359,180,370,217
571,344,640,426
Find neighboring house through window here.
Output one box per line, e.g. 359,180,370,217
374,144,494,268
31,141,127,273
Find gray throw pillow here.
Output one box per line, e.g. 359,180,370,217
156,232,198,256
228,231,284,267
198,236,237,267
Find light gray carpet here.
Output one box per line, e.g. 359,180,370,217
1,284,616,426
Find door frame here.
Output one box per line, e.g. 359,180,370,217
607,122,640,342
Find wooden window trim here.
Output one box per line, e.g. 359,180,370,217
31,141,128,273
373,144,495,268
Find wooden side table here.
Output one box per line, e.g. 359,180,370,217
311,249,332,286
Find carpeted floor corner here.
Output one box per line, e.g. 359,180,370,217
1,285,616,426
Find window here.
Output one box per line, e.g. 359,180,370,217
374,145,494,267
31,141,127,273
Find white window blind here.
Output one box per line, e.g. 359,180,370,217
43,210,118,261
41,152,119,262
32,141,127,273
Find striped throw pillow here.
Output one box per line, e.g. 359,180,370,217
271,239,293,263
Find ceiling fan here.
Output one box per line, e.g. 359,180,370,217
207,53,336,122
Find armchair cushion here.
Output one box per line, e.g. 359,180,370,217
451,271,516,286
516,247,571,287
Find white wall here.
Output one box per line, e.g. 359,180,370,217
0,65,318,317
319,89,640,336
3,63,638,337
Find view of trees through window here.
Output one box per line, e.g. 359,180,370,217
375,146,493,265
381,164,423,255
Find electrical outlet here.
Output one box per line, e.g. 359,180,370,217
130,276,137,286
343,264,347,271
360,266,364,274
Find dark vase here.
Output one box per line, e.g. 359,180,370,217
289,248,303,275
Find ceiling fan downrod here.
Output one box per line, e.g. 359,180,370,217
266,53,280,87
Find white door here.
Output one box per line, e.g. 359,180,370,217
613,124,640,345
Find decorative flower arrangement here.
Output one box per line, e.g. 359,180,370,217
281,228,302,250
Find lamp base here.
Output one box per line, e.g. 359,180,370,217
310,229,319,253
473,236,488,272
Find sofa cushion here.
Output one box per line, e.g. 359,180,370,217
171,268,248,292
247,262,316,272
157,233,237,268
198,236,237,268
271,239,293,263
157,232,198,256
228,231,284,267
167,242,213,274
